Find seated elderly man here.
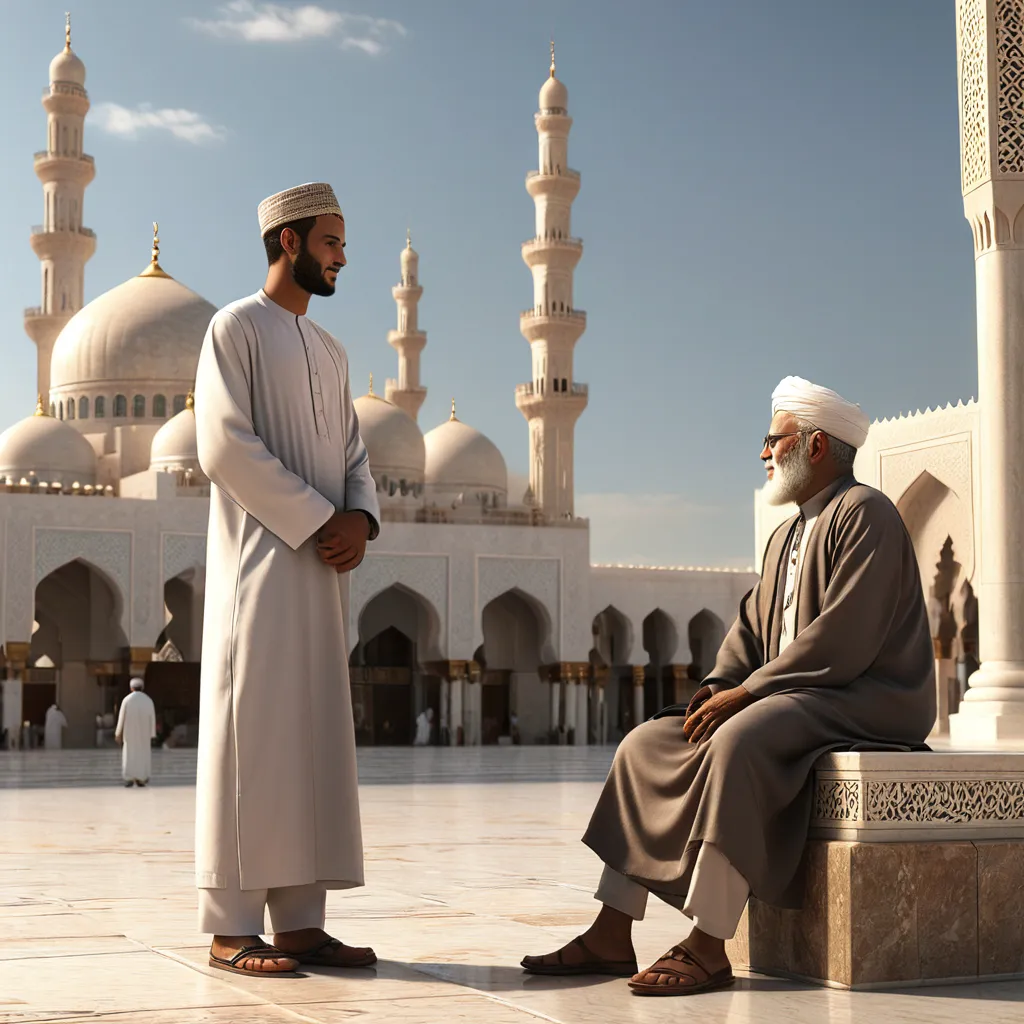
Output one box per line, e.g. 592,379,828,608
522,375,935,997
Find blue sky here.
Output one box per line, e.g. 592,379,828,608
0,1,975,568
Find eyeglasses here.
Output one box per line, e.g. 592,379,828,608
762,429,816,450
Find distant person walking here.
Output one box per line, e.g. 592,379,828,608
44,703,67,749
115,678,156,787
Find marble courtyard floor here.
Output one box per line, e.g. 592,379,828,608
1,748,1022,1023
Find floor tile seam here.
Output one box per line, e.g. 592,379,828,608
398,962,566,1023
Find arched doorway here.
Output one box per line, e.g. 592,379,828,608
150,567,205,747
591,605,632,742
641,609,678,720
688,609,726,682
31,559,128,748
352,585,441,746
480,589,548,744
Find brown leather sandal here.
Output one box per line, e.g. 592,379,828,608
208,943,300,976
521,935,639,977
289,936,377,968
628,943,735,996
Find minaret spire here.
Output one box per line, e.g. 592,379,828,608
24,14,96,402
385,230,428,421
515,47,587,519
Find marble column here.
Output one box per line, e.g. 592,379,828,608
2,676,24,748
550,676,562,734
439,678,450,743
632,665,645,730
950,0,1024,744
576,667,590,746
450,676,464,746
565,680,578,741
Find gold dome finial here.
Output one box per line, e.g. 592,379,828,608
139,221,172,279
35,395,46,417
406,226,412,249
368,373,375,396
185,391,194,412
550,38,556,77
65,12,71,52
450,397,457,421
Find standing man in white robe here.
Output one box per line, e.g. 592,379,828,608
115,678,156,787
44,704,67,749
194,182,382,977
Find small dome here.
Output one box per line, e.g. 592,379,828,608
424,408,507,496
354,390,425,484
539,74,567,111
50,272,215,394
50,46,85,87
0,408,97,487
150,398,200,473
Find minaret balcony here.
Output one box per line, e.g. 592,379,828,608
387,328,427,353
33,151,95,184
514,380,589,418
521,235,583,269
30,225,96,261
525,169,581,201
519,308,586,343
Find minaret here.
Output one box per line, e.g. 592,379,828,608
385,229,428,421
950,1,1024,743
515,41,587,519
24,13,96,401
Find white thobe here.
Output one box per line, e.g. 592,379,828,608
115,692,156,781
193,289,380,934
413,712,432,746
44,706,67,750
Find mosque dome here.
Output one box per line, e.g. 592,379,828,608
0,402,97,487
50,239,216,395
424,404,507,497
150,395,200,473
50,19,86,86
354,384,425,487
539,73,567,111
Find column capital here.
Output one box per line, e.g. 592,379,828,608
2,642,31,670
632,664,646,687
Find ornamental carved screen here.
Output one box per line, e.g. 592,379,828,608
998,0,1024,175
959,0,989,192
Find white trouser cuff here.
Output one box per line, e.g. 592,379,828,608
198,883,326,936
682,842,749,941
594,865,648,921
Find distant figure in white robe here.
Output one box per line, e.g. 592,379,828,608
194,182,381,978
413,707,434,746
115,678,156,787
44,704,67,749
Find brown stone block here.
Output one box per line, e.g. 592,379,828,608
976,840,1024,976
912,842,978,981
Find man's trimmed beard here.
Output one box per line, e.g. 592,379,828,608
291,243,336,297
764,435,814,506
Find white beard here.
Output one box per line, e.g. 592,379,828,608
764,446,814,506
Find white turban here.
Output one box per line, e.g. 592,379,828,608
257,182,343,237
130,677,144,691
771,376,870,449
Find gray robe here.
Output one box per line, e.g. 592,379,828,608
193,290,380,895
583,477,935,908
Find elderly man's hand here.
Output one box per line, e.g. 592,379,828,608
683,686,756,744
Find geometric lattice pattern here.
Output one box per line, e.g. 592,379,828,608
997,0,1024,175
959,0,991,191
812,779,862,821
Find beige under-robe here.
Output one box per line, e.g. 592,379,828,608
583,476,935,910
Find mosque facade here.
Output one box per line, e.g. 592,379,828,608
0,27,755,749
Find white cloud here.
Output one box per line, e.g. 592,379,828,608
575,491,755,571
188,2,406,54
93,102,225,144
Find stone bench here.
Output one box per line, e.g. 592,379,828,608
724,751,1024,988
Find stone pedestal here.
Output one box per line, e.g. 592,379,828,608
725,751,1024,988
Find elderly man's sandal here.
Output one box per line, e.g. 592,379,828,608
521,935,639,977
208,944,300,976
628,943,735,996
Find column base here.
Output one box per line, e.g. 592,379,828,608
949,703,1024,744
